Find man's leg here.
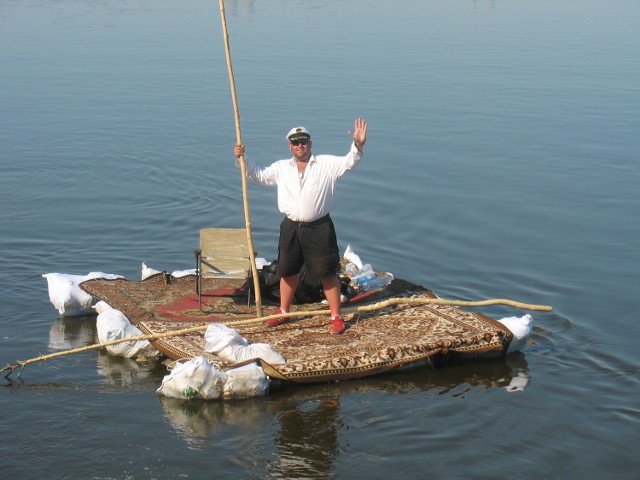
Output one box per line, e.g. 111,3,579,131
322,275,346,334
279,274,299,313
321,275,341,318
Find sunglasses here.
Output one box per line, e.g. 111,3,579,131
289,138,309,146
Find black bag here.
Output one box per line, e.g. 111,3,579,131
258,261,324,304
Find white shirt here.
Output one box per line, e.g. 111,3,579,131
237,143,363,222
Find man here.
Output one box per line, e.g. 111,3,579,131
233,118,368,334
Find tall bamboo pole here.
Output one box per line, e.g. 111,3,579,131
218,0,262,316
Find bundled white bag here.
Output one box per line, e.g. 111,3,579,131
156,356,228,400
223,363,269,398
141,261,196,280
95,301,160,359
42,272,123,316
141,262,162,280
204,324,286,365
170,268,197,278
204,323,249,353
499,314,533,354
220,343,286,365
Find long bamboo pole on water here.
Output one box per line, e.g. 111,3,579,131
218,0,263,316
1,296,551,378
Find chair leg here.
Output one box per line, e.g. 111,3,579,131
194,249,202,308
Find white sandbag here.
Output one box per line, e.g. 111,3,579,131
157,356,228,400
170,268,196,278
204,323,249,354
205,323,286,365
95,301,160,359
42,272,123,316
142,261,197,280
94,300,112,315
223,363,269,398
141,262,162,280
219,343,286,365
499,314,533,354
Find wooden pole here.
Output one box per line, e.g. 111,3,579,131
2,296,551,378
218,0,263,316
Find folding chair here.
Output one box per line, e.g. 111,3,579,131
194,228,253,308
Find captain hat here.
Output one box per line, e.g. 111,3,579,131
286,126,311,141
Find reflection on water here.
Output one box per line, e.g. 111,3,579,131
159,354,530,463
503,354,531,392
159,395,270,449
271,395,341,479
48,315,97,351
95,351,164,388
47,314,166,388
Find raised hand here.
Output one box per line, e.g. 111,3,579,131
349,117,368,150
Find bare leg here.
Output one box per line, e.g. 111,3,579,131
279,274,299,312
321,275,342,318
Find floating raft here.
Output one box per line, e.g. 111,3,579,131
80,274,513,384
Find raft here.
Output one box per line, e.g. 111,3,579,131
80,273,514,384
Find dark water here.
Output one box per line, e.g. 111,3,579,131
1,1,639,478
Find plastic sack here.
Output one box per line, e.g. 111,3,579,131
205,324,286,365
343,244,363,270
95,301,161,359
156,356,227,400
170,268,196,278
42,272,123,316
217,343,286,365
223,363,270,398
499,314,533,354
141,262,162,280
141,262,197,280
204,323,249,354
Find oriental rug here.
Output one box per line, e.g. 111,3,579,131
81,274,512,384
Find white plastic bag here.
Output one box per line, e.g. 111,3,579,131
95,301,161,359
223,363,270,398
343,243,363,270
170,268,196,278
205,324,286,365
43,272,123,316
499,314,533,354
204,323,249,353
141,262,162,280
156,356,228,400
141,262,197,280
226,343,287,365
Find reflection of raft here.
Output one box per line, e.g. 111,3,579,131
80,274,514,384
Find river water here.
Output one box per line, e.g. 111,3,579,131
1,1,639,478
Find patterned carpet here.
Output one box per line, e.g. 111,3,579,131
81,274,512,383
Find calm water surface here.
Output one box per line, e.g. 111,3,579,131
1,1,639,479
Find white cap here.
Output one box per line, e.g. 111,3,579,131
286,126,311,141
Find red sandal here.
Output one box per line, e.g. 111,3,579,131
265,308,289,327
329,315,346,334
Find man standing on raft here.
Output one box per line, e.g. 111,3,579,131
234,118,368,334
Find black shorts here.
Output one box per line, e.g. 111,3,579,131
277,215,340,280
